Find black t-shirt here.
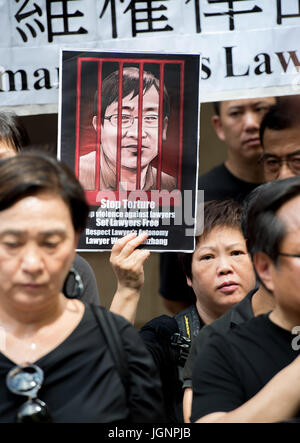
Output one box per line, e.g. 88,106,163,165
0,304,164,423
140,315,183,423
191,314,300,422
159,163,260,303
182,288,256,387
198,163,260,203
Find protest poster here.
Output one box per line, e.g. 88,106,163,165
58,49,201,251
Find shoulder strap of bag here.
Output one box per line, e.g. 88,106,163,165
171,304,202,368
174,304,202,342
91,304,130,395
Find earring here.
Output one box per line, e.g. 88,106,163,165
63,267,84,299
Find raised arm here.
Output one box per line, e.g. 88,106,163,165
109,232,150,324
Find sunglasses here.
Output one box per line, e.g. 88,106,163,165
6,363,52,423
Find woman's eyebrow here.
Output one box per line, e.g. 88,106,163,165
0,229,24,236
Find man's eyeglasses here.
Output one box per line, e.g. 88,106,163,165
259,152,300,177
104,114,159,128
6,363,52,423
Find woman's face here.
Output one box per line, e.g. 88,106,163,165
0,192,78,309
187,226,256,319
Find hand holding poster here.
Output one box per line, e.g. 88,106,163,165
58,50,201,251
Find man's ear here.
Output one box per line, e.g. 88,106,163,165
162,117,168,141
211,115,226,142
92,115,97,132
186,275,193,288
253,252,275,293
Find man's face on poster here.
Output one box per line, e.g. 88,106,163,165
93,85,168,170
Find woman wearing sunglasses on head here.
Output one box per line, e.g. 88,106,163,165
0,152,164,423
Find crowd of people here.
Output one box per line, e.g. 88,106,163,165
1,94,300,423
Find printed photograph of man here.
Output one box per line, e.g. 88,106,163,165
79,67,177,192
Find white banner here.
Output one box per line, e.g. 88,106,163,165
1,0,300,109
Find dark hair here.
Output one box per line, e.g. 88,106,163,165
94,66,170,124
180,200,243,281
0,112,30,152
245,176,300,267
241,181,276,243
259,96,300,147
212,102,220,115
0,151,89,233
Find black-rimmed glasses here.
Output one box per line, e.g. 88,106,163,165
6,363,52,423
104,114,159,128
259,152,300,178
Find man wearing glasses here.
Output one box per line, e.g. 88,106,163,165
79,66,176,192
182,96,300,422
191,175,300,423
259,96,300,181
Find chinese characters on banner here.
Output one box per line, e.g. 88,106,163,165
1,1,300,106
11,0,300,42
58,49,201,251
